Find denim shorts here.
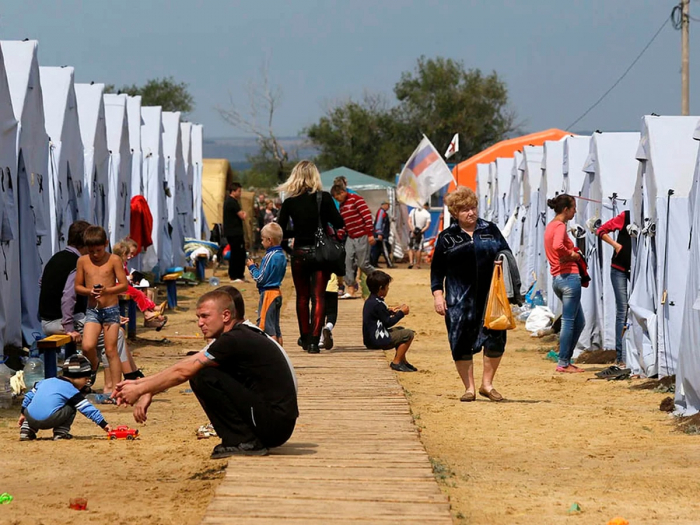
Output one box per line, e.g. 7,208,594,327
85,305,121,325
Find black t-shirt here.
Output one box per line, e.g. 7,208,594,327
204,323,298,419
223,195,243,236
277,191,344,247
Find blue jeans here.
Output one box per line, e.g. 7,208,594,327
552,273,585,367
610,267,628,364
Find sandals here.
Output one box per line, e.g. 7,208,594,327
478,387,504,402
556,365,585,374
460,391,476,402
595,365,631,380
144,315,168,331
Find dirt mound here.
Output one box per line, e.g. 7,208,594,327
631,375,675,391
575,349,616,364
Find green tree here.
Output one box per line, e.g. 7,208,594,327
394,56,516,161
107,77,194,115
307,94,409,180
306,56,518,176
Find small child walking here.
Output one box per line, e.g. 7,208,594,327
319,273,339,350
362,270,416,372
19,355,112,440
75,226,128,392
246,223,287,345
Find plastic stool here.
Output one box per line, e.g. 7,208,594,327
163,274,179,309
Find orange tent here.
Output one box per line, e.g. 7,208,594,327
451,129,571,190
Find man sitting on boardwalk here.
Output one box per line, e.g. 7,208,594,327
114,289,298,459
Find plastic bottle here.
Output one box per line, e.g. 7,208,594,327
23,357,44,390
208,276,220,287
0,360,14,409
533,291,545,307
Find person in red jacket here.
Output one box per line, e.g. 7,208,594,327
331,183,376,298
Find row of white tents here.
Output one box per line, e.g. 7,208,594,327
0,40,206,354
472,115,700,416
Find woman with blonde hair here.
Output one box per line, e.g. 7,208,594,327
431,186,513,402
277,161,344,354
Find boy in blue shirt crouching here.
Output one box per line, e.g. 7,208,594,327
247,222,287,346
19,355,112,440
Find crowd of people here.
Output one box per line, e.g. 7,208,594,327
22,158,632,461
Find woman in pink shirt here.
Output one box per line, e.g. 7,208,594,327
544,194,585,373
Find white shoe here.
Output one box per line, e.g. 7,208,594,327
340,292,353,299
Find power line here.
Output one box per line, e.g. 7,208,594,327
565,15,671,131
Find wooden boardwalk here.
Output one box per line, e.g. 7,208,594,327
201,296,452,524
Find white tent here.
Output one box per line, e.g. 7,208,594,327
506,150,524,263
493,157,514,230
40,66,85,254
74,83,109,232
127,95,142,198
629,116,698,377
2,40,50,345
191,123,206,239
180,121,195,238
676,118,700,415
141,106,171,274
161,111,186,267
519,145,544,292
580,131,640,353
475,163,492,221
0,44,20,352
103,93,132,245
541,139,566,311
563,135,590,196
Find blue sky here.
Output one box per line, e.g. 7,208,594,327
2,1,696,138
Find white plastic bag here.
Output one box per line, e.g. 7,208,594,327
524,305,555,334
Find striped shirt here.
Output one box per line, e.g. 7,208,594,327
339,193,374,239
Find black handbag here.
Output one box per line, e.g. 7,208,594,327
314,192,345,273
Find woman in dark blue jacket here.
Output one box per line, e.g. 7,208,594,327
431,186,512,402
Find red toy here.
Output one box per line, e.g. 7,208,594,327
107,425,139,440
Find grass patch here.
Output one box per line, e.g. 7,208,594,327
430,458,454,482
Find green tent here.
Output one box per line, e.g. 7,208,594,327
320,166,394,191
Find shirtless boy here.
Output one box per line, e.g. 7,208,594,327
75,226,128,394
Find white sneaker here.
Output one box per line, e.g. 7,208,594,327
340,292,353,299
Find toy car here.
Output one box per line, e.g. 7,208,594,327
107,425,139,440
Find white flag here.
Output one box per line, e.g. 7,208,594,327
397,136,456,208
444,133,459,159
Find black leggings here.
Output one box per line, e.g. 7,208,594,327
324,291,338,327
291,250,330,344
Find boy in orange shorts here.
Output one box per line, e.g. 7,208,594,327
246,223,287,345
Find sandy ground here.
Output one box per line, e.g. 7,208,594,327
3,263,700,524
0,272,269,525
385,267,700,525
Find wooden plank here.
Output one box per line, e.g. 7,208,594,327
37,334,72,348
201,295,451,523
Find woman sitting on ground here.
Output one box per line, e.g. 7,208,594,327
431,186,512,402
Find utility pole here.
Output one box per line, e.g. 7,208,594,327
682,0,690,115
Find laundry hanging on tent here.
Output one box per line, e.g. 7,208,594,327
130,195,153,255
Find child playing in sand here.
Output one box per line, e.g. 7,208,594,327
112,239,167,330
75,226,129,394
246,222,287,345
19,355,112,440
362,270,416,372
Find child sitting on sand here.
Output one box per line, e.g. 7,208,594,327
362,270,416,372
112,239,167,330
246,223,287,345
19,355,112,440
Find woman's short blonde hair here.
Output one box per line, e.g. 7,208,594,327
112,241,129,259
444,186,478,217
276,160,323,198
261,222,283,245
